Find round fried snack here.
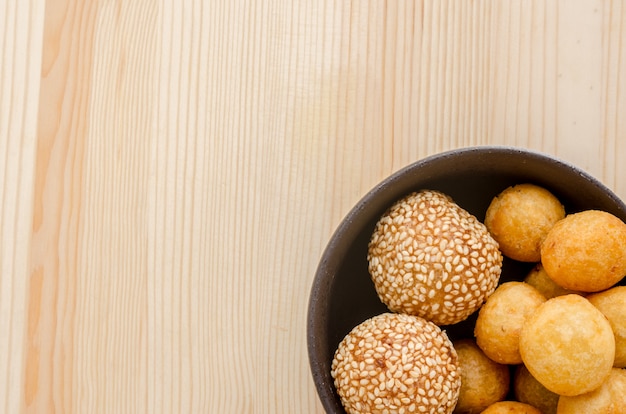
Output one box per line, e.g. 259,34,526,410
368,190,503,326
479,401,542,414
540,210,626,292
519,295,615,396
485,184,565,262
556,368,626,413
523,263,580,300
513,364,559,414
331,313,460,414
474,282,546,364
587,286,626,368
453,339,510,414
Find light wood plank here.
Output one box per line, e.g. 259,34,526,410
3,0,626,413
27,0,124,412
0,0,45,412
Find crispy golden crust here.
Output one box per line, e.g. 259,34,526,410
474,282,546,365
453,339,510,414
556,368,626,413
479,401,542,413
587,286,626,368
485,184,564,262
513,364,559,414
523,263,580,300
540,210,626,293
519,295,615,397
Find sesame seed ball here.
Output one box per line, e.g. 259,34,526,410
331,313,461,414
368,190,503,326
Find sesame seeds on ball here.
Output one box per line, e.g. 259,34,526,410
368,190,503,326
331,313,461,414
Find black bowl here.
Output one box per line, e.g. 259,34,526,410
307,146,626,413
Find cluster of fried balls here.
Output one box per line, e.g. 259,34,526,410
330,184,626,413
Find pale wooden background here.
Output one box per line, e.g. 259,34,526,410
2,0,626,412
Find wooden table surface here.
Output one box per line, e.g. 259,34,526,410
2,0,626,412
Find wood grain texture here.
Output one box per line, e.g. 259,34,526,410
1,0,626,412
0,0,45,412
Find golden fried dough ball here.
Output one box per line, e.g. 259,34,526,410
587,286,626,368
606,368,626,409
479,401,542,414
453,339,510,414
331,313,461,414
523,263,580,300
485,184,565,262
519,295,615,396
474,282,546,364
540,210,626,292
368,190,503,326
513,364,559,414
556,368,626,413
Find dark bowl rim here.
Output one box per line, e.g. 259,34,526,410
306,145,626,413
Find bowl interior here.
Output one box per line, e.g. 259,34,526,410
307,146,626,413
